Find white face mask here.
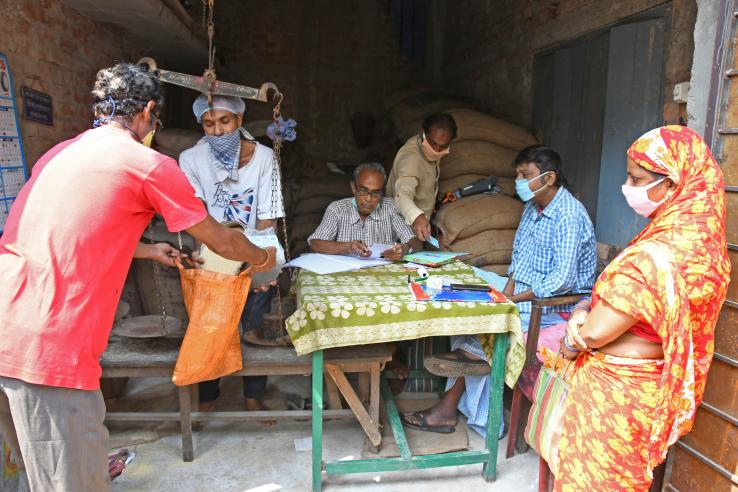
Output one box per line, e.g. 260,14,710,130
621,177,667,217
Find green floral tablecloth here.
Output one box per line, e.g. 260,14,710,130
285,261,525,387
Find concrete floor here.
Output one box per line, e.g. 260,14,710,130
108,377,540,492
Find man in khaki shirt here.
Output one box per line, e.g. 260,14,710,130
386,113,457,240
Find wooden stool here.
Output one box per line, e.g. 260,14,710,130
100,336,391,461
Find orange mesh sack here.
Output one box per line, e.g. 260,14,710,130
172,261,252,386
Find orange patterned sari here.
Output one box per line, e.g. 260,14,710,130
554,126,731,491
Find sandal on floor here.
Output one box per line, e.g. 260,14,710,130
108,449,129,481
424,349,490,377
401,411,455,434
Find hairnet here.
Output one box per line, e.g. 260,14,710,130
192,94,246,122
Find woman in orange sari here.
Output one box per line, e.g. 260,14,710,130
555,126,730,491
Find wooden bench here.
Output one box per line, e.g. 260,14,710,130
100,336,392,461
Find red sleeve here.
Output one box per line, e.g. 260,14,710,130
142,157,208,232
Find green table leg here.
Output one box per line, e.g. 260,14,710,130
483,332,509,482
312,350,324,492
380,377,412,460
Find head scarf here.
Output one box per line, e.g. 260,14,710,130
593,125,730,472
192,94,245,123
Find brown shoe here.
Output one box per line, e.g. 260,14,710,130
424,350,490,377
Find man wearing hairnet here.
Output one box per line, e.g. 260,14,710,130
179,95,284,422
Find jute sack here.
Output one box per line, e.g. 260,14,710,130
480,264,511,276
289,214,325,242
448,229,516,266
382,85,436,112
297,175,351,200
389,94,475,135
294,196,337,216
440,140,518,180
438,174,516,198
434,194,523,243
154,128,203,159
443,108,538,150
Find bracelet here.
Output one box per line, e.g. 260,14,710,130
251,248,273,269
562,335,580,353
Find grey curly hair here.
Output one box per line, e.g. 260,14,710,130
91,62,163,121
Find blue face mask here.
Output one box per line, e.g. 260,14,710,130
204,129,241,177
515,171,551,202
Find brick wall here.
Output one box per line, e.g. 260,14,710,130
441,0,697,130
0,0,139,167
207,0,425,174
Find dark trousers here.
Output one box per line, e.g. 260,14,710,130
199,287,275,403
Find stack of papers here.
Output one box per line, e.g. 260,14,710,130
287,253,391,275
409,282,508,303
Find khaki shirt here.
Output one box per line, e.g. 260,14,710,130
386,135,440,225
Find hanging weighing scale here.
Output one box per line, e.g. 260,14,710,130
115,0,293,340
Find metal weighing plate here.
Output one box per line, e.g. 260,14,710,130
112,315,184,338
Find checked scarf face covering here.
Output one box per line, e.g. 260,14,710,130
204,129,241,181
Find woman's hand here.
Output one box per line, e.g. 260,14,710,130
566,308,590,351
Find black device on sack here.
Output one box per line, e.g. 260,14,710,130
456,175,499,198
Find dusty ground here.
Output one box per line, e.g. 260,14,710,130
107,376,540,492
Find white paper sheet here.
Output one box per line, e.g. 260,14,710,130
287,253,390,274
369,243,396,259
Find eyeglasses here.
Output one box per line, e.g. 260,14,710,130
356,187,383,199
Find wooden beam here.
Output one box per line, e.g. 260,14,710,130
325,363,382,447
104,409,355,422
325,375,343,410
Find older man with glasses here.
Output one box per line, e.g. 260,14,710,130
308,162,421,260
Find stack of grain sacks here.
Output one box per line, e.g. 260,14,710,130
288,174,352,256
432,108,538,275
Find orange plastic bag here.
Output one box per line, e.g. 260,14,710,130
172,260,252,386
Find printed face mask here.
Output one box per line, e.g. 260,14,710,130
621,177,667,217
204,129,241,178
515,171,551,202
420,132,450,161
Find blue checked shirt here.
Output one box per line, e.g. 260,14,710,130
508,187,596,314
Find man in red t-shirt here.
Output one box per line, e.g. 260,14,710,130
0,63,276,491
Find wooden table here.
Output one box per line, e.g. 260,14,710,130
100,336,391,461
284,262,525,491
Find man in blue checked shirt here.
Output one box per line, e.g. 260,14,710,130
402,145,596,437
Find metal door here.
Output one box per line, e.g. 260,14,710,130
664,0,738,490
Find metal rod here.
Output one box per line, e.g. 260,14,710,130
728,243,738,251
718,128,738,134
724,299,738,309
714,351,738,368
727,69,738,77
325,450,492,474
701,401,738,427
725,186,738,192
675,441,738,485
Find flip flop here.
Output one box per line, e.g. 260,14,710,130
401,411,456,434
424,349,490,377
108,449,129,481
